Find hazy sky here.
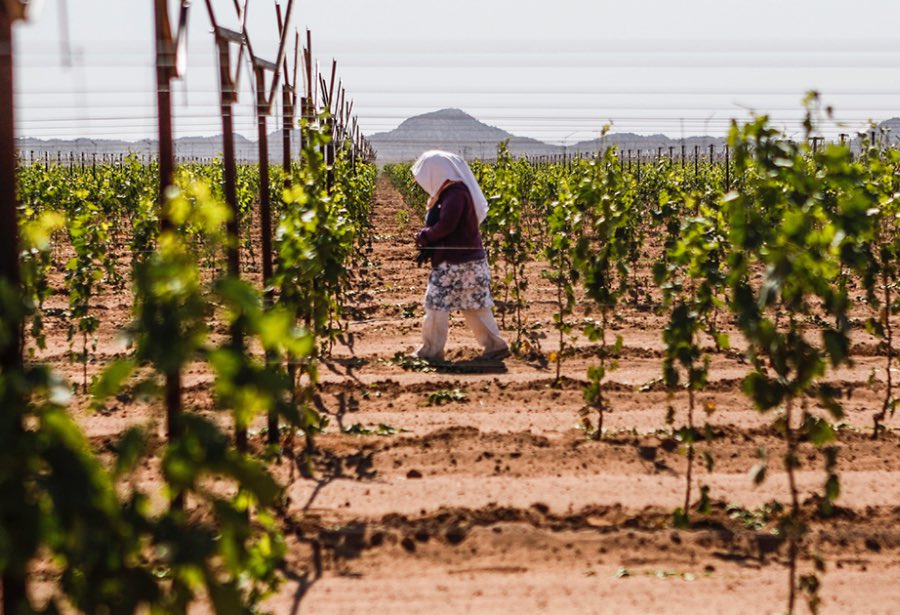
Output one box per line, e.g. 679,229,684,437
11,0,900,144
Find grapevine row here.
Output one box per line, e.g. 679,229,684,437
1,1,378,612
387,98,900,614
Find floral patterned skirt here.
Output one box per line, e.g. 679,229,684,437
424,258,494,312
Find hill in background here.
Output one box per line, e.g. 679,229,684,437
368,108,731,162
367,108,562,162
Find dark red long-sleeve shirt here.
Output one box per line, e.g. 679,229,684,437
416,183,486,268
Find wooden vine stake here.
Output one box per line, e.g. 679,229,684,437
154,0,191,508
244,0,295,446
204,0,250,450
277,6,298,189
0,1,27,611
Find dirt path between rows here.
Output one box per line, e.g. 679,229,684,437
255,177,900,615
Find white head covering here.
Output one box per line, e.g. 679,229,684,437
411,150,489,225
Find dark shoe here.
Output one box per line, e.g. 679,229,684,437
410,349,443,362
479,346,510,361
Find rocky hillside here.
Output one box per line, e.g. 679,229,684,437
368,108,732,163
368,108,562,162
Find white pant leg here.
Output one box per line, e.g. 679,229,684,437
416,309,449,360
462,308,508,353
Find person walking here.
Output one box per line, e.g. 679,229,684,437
411,150,509,362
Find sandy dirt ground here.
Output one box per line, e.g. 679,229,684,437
35,176,900,614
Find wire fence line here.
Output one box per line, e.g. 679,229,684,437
9,26,899,144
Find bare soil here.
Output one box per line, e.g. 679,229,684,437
35,176,900,614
